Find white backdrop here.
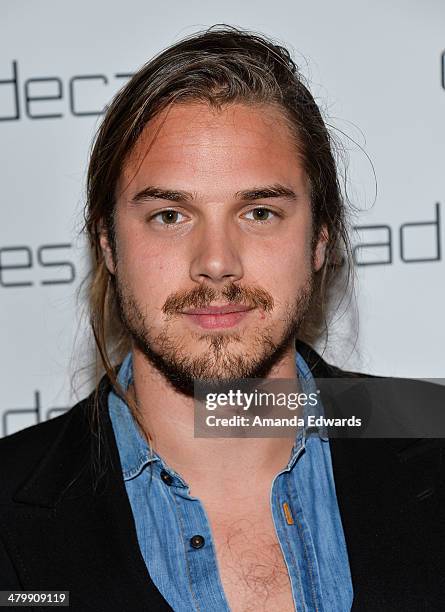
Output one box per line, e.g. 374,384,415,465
1,0,444,437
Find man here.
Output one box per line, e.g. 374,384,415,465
0,25,444,612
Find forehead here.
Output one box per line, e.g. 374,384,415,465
118,101,307,199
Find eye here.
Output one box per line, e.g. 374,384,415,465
150,209,186,225
243,207,279,223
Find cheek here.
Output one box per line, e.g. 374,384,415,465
283,244,313,290
117,235,186,308
125,256,174,296
249,253,311,315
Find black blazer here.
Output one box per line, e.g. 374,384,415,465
1,341,444,611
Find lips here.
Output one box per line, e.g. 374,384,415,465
180,304,255,329
181,304,253,315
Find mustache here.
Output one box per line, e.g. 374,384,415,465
162,282,274,315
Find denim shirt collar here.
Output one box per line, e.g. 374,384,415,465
108,350,324,483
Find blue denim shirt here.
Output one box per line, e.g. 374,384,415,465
108,352,353,611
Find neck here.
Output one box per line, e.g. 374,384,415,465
129,343,300,497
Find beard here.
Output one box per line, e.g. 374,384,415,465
113,271,314,397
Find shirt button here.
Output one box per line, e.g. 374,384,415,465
160,470,173,485
190,535,205,549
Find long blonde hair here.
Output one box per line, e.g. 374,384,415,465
82,25,353,475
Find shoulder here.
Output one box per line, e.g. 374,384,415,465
0,371,117,506
295,339,377,378
0,394,91,503
0,408,71,463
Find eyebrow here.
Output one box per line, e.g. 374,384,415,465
130,183,299,204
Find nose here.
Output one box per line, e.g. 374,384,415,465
189,218,243,285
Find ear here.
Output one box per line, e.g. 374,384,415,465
313,225,328,272
98,221,116,275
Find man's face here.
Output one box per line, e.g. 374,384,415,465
101,101,326,393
